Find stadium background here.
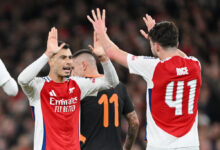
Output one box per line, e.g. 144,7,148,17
0,0,220,149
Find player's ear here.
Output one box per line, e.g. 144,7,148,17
82,61,88,71
155,42,160,53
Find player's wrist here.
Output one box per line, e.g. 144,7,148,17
98,55,109,63
44,50,54,58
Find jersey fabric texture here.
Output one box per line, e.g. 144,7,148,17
127,54,201,149
80,82,134,150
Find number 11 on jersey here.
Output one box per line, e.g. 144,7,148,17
98,94,119,127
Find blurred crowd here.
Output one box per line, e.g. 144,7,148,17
0,0,220,150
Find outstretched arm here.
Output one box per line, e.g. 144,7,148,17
72,31,119,99
88,31,119,88
123,111,139,150
87,9,129,68
140,14,156,40
18,27,65,86
0,59,18,96
87,9,156,68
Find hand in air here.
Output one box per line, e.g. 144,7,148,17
140,14,156,40
45,27,65,58
89,32,108,62
87,8,107,36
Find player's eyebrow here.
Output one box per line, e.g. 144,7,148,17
59,55,73,59
59,55,67,59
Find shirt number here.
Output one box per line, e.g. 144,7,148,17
165,79,197,115
98,94,119,127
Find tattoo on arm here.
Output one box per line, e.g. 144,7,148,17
124,111,139,150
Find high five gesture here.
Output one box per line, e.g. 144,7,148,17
45,27,65,58
87,9,130,67
87,9,107,36
88,32,109,62
140,14,156,40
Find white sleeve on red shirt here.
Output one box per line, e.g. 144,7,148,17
127,54,160,84
0,59,18,96
71,60,119,100
18,54,49,101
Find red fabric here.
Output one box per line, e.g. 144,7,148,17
151,56,201,137
40,79,81,150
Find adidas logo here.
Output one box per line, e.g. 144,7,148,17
49,90,57,97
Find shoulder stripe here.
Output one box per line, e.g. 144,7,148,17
42,76,51,82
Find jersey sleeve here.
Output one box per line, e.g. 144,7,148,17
2,78,18,96
18,54,49,101
119,83,134,115
0,59,12,86
0,59,18,96
71,76,115,100
127,54,160,81
20,77,45,100
71,60,119,100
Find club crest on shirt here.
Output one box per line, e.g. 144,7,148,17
69,87,75,94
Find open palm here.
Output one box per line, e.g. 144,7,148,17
140,14,156,40
89,32,106,58
45,27,65,58
87,8,107,36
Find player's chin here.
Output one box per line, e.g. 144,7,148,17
61,71,71,77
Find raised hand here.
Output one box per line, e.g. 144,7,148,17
87,8,107,36
88,32,108,62
140,14,156,40
45,27,65,58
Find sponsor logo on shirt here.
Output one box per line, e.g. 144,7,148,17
49,90,78,113
50,97,78,106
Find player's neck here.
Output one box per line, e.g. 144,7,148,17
48,72,66,83
85,69,101,78
160,48,187,60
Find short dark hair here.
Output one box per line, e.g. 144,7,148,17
72,49,94,58
148,21,179,48
58,41,70,49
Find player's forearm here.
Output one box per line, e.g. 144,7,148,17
124,111,139,150
2,78,18,96
0,59,18,96
101,60,119,88
100,33,129,68
18,54,49,85
0,59,12,86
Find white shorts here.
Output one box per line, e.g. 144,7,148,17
147,146,200,150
